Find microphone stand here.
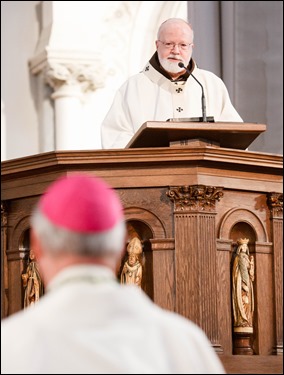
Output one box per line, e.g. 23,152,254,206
177,62,214,123
190,74,206,122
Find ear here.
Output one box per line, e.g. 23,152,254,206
30,229,42,261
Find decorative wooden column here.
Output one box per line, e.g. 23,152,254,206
267,192,283,355
167,185,223,351
1,201,9,319
150,238,175,312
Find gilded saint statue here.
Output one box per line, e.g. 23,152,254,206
120,224,143,287
22,250,44,308
232,238,254,333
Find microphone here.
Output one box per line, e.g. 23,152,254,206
178,62,207,122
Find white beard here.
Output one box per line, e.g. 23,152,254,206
160,55,184,74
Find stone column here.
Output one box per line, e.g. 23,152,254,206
45,63,103,150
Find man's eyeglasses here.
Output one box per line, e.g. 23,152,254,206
158,41,193,51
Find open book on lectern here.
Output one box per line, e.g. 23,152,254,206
125,121,267,150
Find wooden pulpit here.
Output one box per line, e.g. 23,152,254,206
1,122,283,373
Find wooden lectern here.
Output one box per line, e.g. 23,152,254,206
125,121,267,149
1,122,283,373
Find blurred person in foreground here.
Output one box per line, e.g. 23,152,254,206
101,18,243,149
1,173,225,374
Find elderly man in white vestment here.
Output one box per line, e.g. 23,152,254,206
101,18,243,149
1,173,225,374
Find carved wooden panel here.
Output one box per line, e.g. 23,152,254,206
1,148,282,374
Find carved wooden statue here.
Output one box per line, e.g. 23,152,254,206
22,250,44,308
232,238,254,333
120,224,143,287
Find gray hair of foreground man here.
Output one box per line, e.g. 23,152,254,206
30,173,126,257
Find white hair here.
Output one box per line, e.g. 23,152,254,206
31,207,126,257
157,18,194,40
